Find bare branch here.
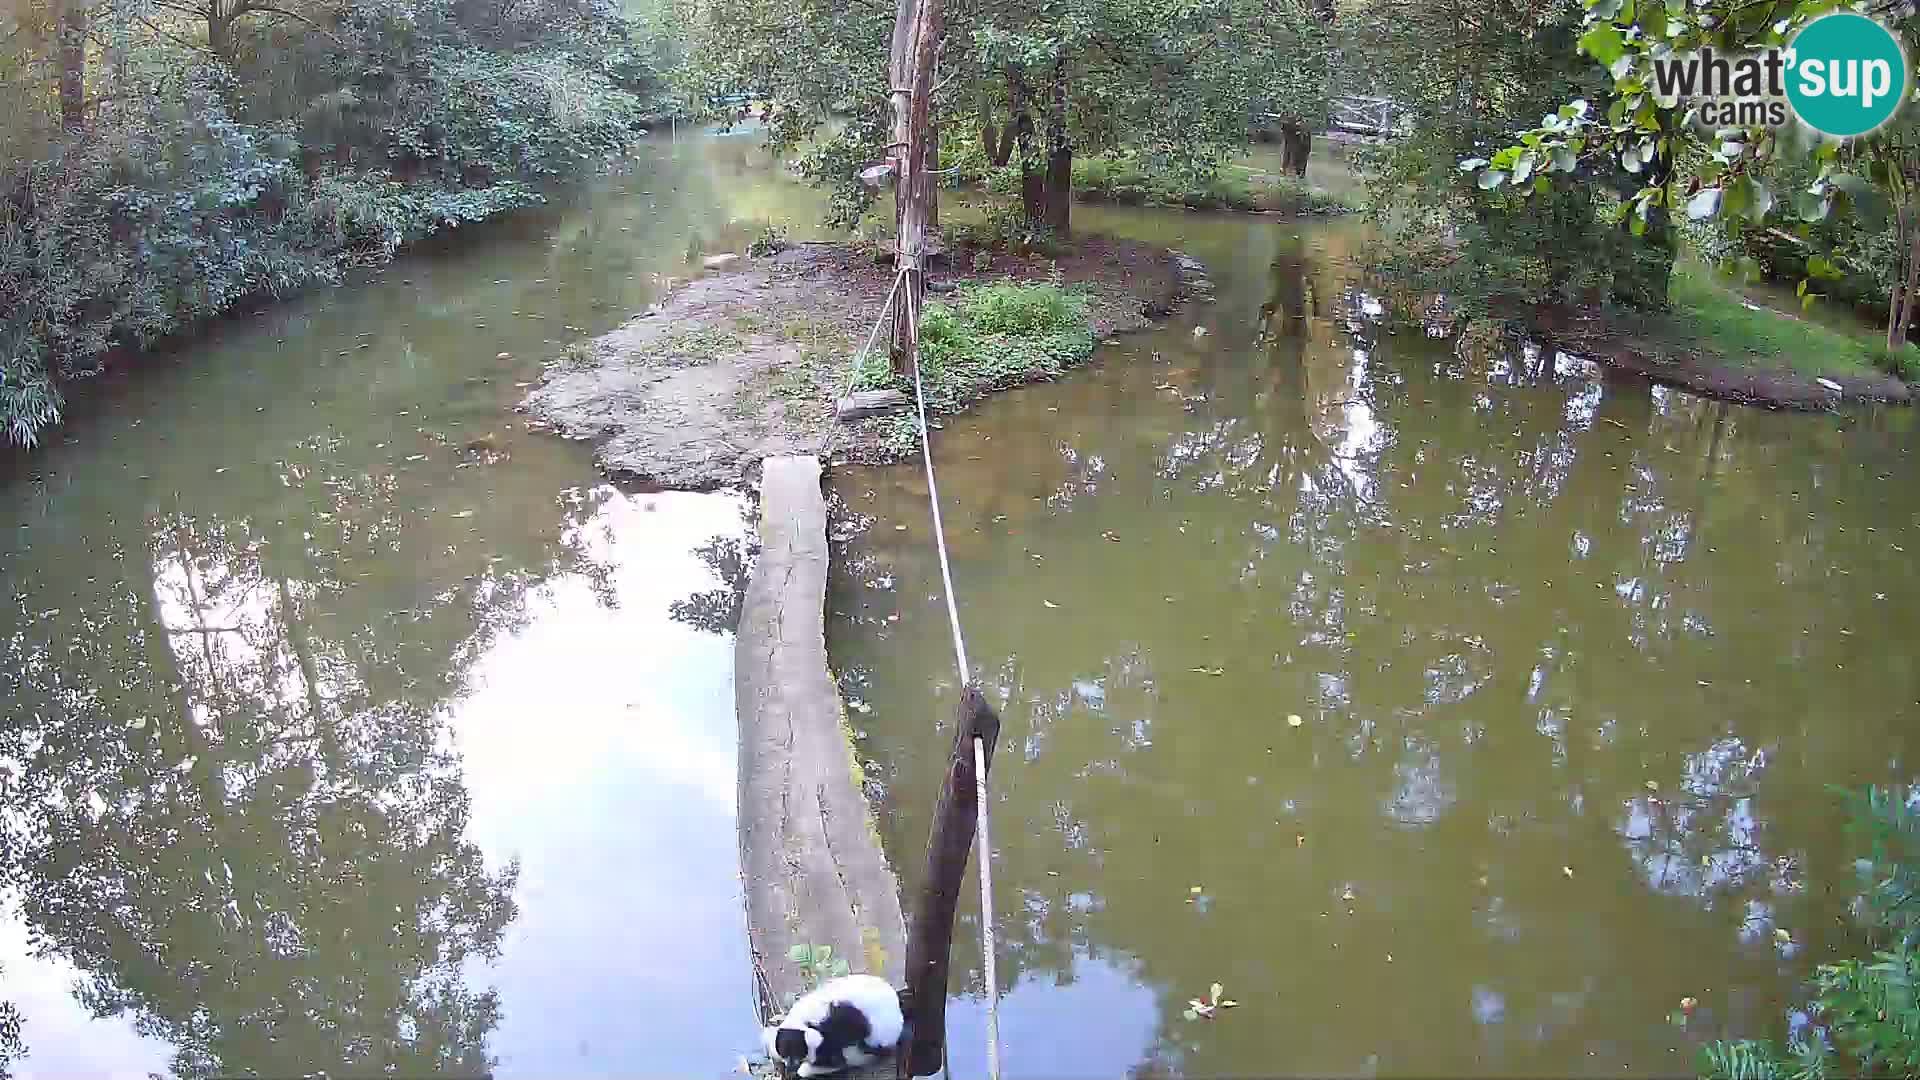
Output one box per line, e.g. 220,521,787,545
135,13,213,53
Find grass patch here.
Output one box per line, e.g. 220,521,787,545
655,324,744,364
1639,264,1889,380
854,282,1094,413
731,311,772,334
771,345,838,399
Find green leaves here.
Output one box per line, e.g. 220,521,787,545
787,943,852,983
1578,23,1627,66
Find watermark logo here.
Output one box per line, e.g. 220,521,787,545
1648,13,1908,138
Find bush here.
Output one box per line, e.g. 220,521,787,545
1865,342,1920,381
941,203,1060,257
0,8,656,448
1698,786,1920,1079
855,283,1093,413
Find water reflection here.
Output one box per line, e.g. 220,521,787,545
0,131,819,1076
828,207,1920,1075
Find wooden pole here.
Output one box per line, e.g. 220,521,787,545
898,686,1000,1078
887,0,942,376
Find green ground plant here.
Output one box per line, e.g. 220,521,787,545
854,282,1094,416
1698,786,1920,1079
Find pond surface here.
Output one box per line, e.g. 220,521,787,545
0,132,824,1077
8,132,1919,1079
827,204,1920,1076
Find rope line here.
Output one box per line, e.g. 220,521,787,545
900,265,999,1080
972,734,1001,1080
904,271,971,682
833,270,906,413
840,260,998,1078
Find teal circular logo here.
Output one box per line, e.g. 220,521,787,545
1786,13,1908,138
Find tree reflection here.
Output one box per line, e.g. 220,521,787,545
669,500,759,635
0,442,619,1074
828,230,1920,1074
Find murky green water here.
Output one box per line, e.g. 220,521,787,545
9,133,1920,1079
828,205,1920,1076
0,132,825,1077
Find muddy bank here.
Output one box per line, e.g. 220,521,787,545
1538,308,1914,411
520,238,1193,489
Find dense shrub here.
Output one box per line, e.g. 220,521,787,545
856,283,1093,415
0,0,668,447
1698,787,1920,1079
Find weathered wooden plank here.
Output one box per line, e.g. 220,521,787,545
736,455,907,1077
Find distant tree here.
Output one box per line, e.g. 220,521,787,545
682,0,1326,234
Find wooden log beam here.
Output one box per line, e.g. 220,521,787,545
898,686,1000,1078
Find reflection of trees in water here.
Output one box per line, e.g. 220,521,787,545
839,312,1920,1072
669,500,759,635
0,992,19,1080
0,448,618,1075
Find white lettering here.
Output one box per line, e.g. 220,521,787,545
1800,57,1827,97
1863,58,1894,109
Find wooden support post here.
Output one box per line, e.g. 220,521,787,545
898,686,1000,1078
886,0,943,377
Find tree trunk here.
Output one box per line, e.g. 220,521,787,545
1889,207,1908,351
1042,57,1070,236
58,0,86,131
887,0,942,375
208,8,236,63
887,0,914,244
1898,215,1920,350
978,90,998,164
1009,69,1043,226
1291,128,1311,178
925,115,939,231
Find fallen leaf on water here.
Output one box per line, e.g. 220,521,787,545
1341,887,1356,901
1287,714,1304,727
1645,780,1660,792
1210,982,1224,1002
1044,600,1060,609
1182,1009,1200,1021
1218,1000,1239,1008
1191,666,1225,676
1296,834,1307,847
452,510,475,519
1190,885,1204,895
1562,865,1574,878
1775,928,1792,943
894,524,908,531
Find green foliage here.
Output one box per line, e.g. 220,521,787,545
748,222,789,257
682,0,1329,231
0,0,669,447
1700,787,1920,1080
943,203,1061,256
656,324,744,363
1356,0,1637,309
1639,264,1885,378
786,942,851,987
871,283,1094,414
1864,342,1920,381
